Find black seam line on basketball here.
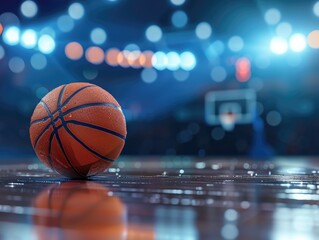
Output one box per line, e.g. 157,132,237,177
63,102,121,116
66,120,126,140
30,117,50,125
58,84,68,109
32,102,121,149
60,84,94,107
57,87,87,178
41,101,85,178
62,122,115,163
30,85,94,125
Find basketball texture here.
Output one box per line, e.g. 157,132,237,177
29,82,126,178
33,181,126,240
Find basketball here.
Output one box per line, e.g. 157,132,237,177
33,181,126,239
29,82,126,178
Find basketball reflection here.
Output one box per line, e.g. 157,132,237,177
33,181,127,240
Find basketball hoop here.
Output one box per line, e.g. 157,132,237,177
219,112,237,131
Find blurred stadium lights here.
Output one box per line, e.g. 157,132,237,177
65,42,83,60
307,30,319,48
170,0,186,6
152,51,167,70
0,12,20,27
40,27,56,38
68,2,85,20
211,66,227,82
106,48,120,66
270,36,288,55
0,45,5,60
173,70,189,81
236,57,251,82
124,43,140,52
195,22,212,40
9,57,25,73
90,28,107,45
30,53,47,70
3,26,20,46
313,1,319,17
276,22,292,38
289,33,306,52
141,68,157,83
145,25,162,42
228,36,244,52
264,8,281,25
166,51,180,71
85,46,104,64
57,15,75,32
20,29,37,49
171,10,188,28
179,51,196,71
206,40,224,59
20,0,38,18
38,34,56,54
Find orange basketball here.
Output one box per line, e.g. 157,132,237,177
29,82,126,178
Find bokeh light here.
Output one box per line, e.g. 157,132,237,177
35,87,48,99
141,68,157,83
117,51,129,67
20,29,37,49
307,30,319,49
20,1,38,18
180,51,196,71
270,36,288,55
166,51,180,71
289,33,306,52
228,36,244,52
195,22,212,40
313,1,319,17
90,28,107,45
65,42,83,60
30,53,47,70
57,15,74,32
0,45,5,60
264,8,281,25
139,51,153,68
145,25,162,42
106,48,120,66
211,66,227,82
38,34,56,54
207,40,225,58
127,50,141,68
83,69,98,80
211,127,225,140
40,27,56,38
173,70,189,81
171,10,188,28
266,111,282,126
9,57,25,73
3,26,20,46
236,57,251,82
124,43,140,52
170,0,186,6
85,46,104,64
68,2,85,20
276,22,292,38
0,12,20,27
152,51,167,70
0,24,3,35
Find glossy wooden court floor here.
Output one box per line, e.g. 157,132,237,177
0,157,318,240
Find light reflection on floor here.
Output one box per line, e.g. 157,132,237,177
0,157,318,239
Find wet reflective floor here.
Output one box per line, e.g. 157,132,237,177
0,157,319,240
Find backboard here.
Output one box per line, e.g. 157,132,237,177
205,89,256,131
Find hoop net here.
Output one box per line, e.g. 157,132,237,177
219,112,237,131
